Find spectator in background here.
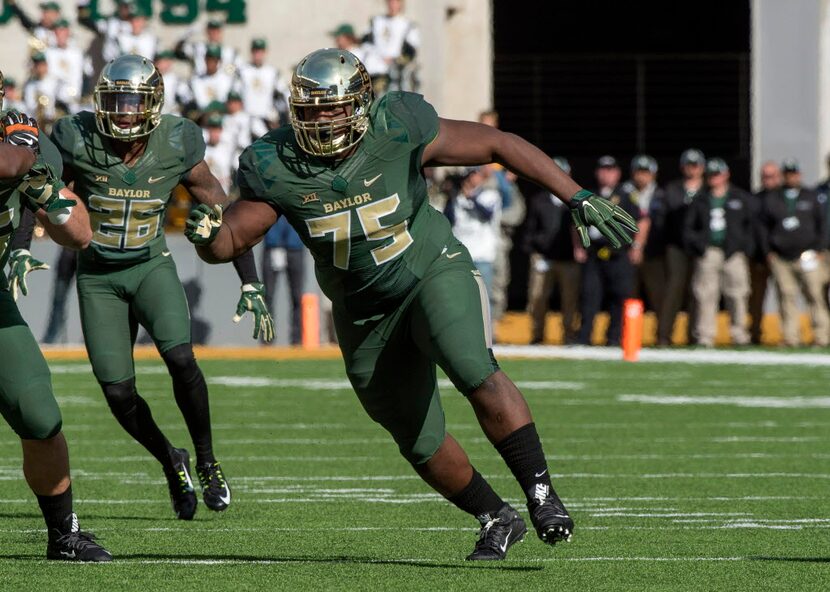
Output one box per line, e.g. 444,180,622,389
236,38,288,128
184,44,235,115
223,91,257,170
444,166,502,317
2,76,27,112
77,0,134,67
23,52,61,128
45,18,89,114
813,154,830,315
684,158,752,348
760,159,829,347
262,217,306,346
7,0,61,48
576,156,640,346
523,157,580,344
478,109,524,321
155,49,185,115
620,155,661,317
749,160,782,344
202,113,234,195
362,0,420,94
659,148,706,345
330,23,387,97
116,4,158,60
175,18,239,77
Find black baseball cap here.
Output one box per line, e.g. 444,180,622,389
680,148,705,166
705,157,729,175
781,158,800,173
596,155,618,168
631,154,658,173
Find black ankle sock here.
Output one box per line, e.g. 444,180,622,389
447,469,504,518
37,484,73,533
495,422,553,506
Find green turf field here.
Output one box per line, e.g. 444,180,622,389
1,356,828,590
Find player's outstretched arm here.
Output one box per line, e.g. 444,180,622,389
423,118,639,248
186,199,278,264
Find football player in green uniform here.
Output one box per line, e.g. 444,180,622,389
16,55,273,520
187,49,637,560
0,77,112,561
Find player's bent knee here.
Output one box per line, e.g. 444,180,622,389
101,378,137,414
15,382,63,440
160,343,199,379
400,432,444,465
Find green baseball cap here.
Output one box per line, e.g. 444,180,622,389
32,52,47,63
40,1,61,11
207,19,224,29
155,49,175,60
781,158,800,173
52,18,70,29
329,23,356,38
251,38,267,50
4,76,16,88
206,113,223,128
227,90,243,102
205,43,222,59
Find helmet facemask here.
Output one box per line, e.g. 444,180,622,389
289,49,373,157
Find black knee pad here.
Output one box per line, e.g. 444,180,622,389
101,377,137,416
161,343,200,381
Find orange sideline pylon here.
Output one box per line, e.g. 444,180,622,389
301,293,320,350
622,298,644,362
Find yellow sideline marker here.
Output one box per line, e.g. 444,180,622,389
42,345,344,362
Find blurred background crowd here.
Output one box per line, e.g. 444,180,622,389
4,0,828,349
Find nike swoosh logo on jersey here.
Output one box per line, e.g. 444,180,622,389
363,173,383,187
534,469,548,477
60,550,76,559
148,175,166,184
162,251,171,257
499,528,512,553
446,252,461,259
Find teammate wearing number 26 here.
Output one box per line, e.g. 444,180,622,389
44,55,272,519
187,49,638,560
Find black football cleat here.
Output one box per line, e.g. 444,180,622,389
465,503,527,561
46,513,113,562
527,489,574,545
196,461,231,512
165,447,197,520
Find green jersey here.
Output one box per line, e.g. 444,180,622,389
0,131,65,279
237,92,452,318
50,112,205,267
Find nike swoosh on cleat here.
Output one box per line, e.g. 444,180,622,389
60,550,76,559
219,489,231,505
499,528,512,553
534,469,548,477
363,173,382,187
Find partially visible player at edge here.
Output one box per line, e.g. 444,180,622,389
0,70,111,561
186,49,638,560
14,55,274,520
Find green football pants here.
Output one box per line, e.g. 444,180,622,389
77,254,191,385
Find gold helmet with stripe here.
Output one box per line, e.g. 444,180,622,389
94,55,164,140
289,48,373,157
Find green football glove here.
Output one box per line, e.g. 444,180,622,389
185,204,223,245
569,189,639,249
234,282,275,342
7,248,49,301
16,162,75,212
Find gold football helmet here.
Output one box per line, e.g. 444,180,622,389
289,48,373,157
93,55,164,140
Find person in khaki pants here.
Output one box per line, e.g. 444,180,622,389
683,158,753,347
748,161,782,344
760,159,829,347
523,157,580,344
